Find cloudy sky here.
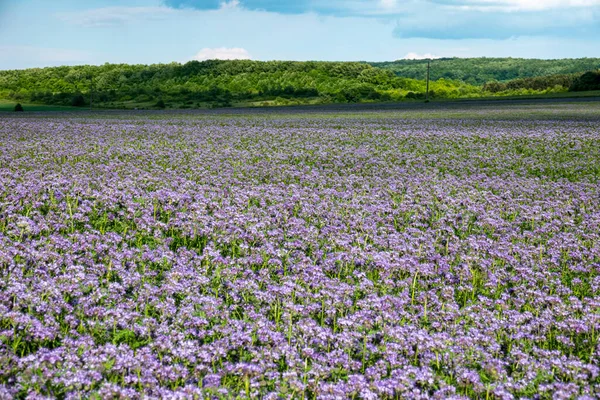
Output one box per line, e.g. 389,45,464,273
0,0,599,69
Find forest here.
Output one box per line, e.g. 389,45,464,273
372,57,600,85
1,58,599,109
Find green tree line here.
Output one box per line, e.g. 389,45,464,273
570,71,600,91
482,71,600,95
1,59,599,109
0,60,480,108
372,58,600,85
482,73,577,94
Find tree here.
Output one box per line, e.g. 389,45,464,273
155,99,166,109
569,71,600,92
0,59,498,108
14,103,24,112
71,94,86,107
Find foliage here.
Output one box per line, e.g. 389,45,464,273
372,57,600,85
13,103,23,112
569,71,600,91
483,73,577,93
0,60,481,108
70,94,86,107
3,59,600,109
480,69,600,95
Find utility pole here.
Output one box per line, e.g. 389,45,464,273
425,59,431,102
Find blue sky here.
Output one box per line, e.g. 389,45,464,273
1,0,599,69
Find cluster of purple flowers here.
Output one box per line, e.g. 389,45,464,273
0,107,599,399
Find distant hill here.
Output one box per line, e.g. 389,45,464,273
371,58,600,85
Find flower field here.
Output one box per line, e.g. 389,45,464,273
1,104,600,399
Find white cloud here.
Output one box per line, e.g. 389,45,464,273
192,47,252,61
219,0,241,9
379,0,398,9
56,7,174,27
53,2,600,44
403,52,441,60
60,0,600,26
447,0,600,11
